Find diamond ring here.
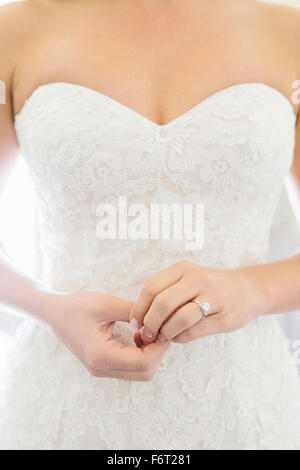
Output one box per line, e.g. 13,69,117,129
192,300,211,320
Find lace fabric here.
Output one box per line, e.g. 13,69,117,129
1,83,300,449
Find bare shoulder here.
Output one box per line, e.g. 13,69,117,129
0,1,36,77
260,1,300,71
228,0,300,38
0,1,43,131
0,0,38,40
0,0,59,58
261,0,300,33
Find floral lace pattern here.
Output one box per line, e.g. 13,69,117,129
1,83,300,449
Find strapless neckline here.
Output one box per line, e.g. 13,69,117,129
14,81,296,129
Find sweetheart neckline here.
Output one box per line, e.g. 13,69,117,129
14,81,297,128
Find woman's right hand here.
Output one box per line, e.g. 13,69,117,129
40,291,169,381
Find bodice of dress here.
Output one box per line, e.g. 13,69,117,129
14,82,296,299
5,82,300,451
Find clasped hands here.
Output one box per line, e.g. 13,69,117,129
46,261,267,382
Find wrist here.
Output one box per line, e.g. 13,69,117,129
23,285,67,326
256,273,273,317
242,264,274,317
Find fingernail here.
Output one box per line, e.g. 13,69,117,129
142,327,153,338
130,318,139,330
158,333,166,342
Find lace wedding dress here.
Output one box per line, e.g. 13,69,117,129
1,82,300,450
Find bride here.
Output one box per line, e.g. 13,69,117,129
0,0,300,450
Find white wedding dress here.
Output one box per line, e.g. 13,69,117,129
1,82,300,450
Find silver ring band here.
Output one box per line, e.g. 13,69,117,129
192,300,211,320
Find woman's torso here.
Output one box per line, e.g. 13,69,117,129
2,0,300,451
6,0,299,296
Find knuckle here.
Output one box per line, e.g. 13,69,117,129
156,296,172,312
201,268,215,285
176,260,189,270
141,280,156,296
179,314,192,329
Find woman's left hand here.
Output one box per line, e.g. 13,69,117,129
130,261,268,345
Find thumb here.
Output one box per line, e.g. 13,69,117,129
101,294,133,323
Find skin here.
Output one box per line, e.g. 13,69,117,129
0,0,300,379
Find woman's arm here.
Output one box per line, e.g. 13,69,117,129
0,3,168,380
253,114,300,318
0,3,49,321
131,118,300,345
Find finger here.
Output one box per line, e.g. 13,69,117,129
137,326,168,346
101,294,133,323
172,312,226,343
158,301,203,341
134,330,143,348
140,326,157,345
160,296,220,341
140,278,200,341
130,261,187,328
102,337,169,371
